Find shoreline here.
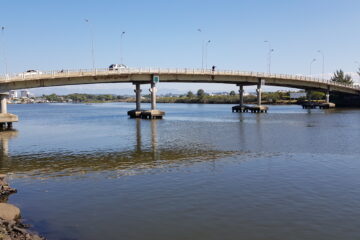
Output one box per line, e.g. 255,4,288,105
10,99,311,105
0,174,44,240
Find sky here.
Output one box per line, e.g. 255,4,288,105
0,0,359,95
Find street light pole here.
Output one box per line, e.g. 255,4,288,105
205,40,211,69
197,28,204,69
120,31,125,64
310,58,316,76
317,50,324,79
84,19,95,69
264,40,274,74
1,26,8,75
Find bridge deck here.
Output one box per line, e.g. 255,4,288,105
0,68,359,95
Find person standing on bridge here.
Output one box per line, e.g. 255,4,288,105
212,65,216,72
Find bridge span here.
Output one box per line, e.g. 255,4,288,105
0,68,359,126
0,68,359,94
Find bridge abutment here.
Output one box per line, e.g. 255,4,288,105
0,93,18,131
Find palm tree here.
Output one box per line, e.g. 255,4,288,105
331,70,353,85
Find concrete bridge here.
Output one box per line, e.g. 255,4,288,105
0,68,359,126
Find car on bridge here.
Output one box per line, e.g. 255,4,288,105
22,70,43,76
109,64,127,71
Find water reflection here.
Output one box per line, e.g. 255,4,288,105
151,119,159,161
0,120,234,178
0,130,18,159
135,119,142,152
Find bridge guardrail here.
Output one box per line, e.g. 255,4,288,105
0,68,359,91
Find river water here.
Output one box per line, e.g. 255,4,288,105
0,103,359,240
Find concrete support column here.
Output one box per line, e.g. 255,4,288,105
0,93,9,114
256,82,262,106
134,83,142,111
325,90,330,103
149,82,157,110
238,85,244,107
306,90,312,102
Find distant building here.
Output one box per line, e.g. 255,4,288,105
9,90,18,99
20,90,31,98
212,92,230,96
290,92,306,99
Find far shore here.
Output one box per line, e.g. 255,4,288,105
9,92,327,105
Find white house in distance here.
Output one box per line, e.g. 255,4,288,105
20,90,31,98
9,90,18,99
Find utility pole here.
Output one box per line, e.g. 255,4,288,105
197,28,204,69
205,40,211,69
1,26,8,75
264,40,274,74
310,58,316,76
317,50,324,79
120,31,125,64
84,19,95,69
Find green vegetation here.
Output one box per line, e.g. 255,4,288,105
39,89,327,105
331,70,353,85
42,93,127,103
152,90,320,104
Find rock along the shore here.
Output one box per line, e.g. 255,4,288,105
0,174,17,197
0,203,21,221
0,174,45,239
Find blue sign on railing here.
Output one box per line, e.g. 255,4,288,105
153,75,160,83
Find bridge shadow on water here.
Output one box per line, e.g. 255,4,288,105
0,119,236,179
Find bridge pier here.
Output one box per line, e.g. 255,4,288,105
232,84,246,112
0,93,18,131
239,85,244,107
135,83,142,111
253,80,268,113
150,82,157,110
232,82,268,113
128,83,145,118
302,90,316,109
142,82,165,119
256,80,262,106
319,88,336,109
325,90,330,103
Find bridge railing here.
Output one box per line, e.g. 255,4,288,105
0,68,359,90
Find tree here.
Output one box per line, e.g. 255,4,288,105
186,91,195,98
331,69,353,85
197,89,206,98
229,90,236,96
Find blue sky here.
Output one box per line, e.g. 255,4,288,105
0,0,359,94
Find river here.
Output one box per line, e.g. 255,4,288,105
0,103,359,240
